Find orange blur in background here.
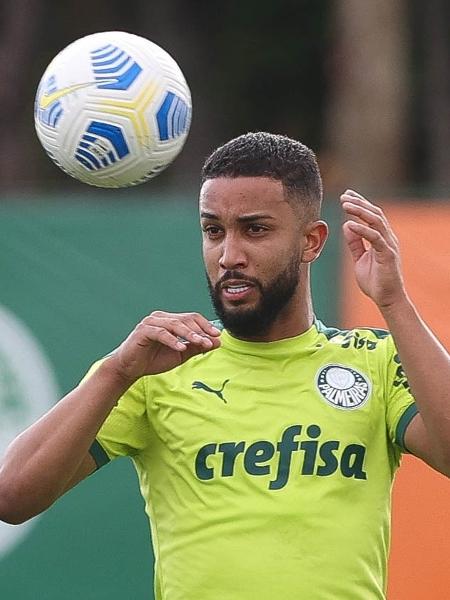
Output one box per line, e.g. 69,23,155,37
341,202,450,600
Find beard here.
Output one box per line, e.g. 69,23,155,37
206,255,301,339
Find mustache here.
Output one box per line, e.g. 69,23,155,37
216,271,262,289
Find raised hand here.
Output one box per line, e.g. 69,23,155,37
340,190,407,310
106,311,221,383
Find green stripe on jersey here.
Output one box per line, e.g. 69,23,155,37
89,439,110,469
395,403,419,452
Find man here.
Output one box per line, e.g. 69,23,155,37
0,132,449,600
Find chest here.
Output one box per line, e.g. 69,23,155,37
146,352,385,487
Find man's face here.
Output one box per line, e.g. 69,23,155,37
199,176,307,338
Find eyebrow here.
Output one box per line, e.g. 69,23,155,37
200,212,275,222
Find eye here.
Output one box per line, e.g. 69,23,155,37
202,224,222,238
247,224,268,234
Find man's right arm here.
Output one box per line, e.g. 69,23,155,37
0,360,132,524
0,311,221,524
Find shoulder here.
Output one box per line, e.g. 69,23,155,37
315,321,399,379
315,322,403,397
316,320,393,353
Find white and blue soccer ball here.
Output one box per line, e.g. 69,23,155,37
34,31,192,188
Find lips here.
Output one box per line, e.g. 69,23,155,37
224,284,251,294
220,279,255,302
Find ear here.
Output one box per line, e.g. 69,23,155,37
301,220,329,263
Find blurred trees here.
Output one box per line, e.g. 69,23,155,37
0,0,42,189
0,0,448,195
421,0,450,189
323,0,410,193
323,0,450,193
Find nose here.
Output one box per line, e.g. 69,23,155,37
218,233,248,271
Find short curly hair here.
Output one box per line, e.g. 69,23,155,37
201,132,323,219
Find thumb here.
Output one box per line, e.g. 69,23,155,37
343,221,365,262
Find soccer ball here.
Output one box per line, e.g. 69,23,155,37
34,31,192,188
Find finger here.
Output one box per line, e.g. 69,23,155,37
150,311,221,338
138,324,189,352
340,191,385,220
344,221,389,254
142,316,215,350
174,313,221,348
179,337,221,361
342,189,366,200
182,312,222,337
175,314,222,347
342,202,389,234
342,221,366,262
342,203,399,252
176,330,221,351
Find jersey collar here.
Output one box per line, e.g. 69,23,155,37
220,320,323,358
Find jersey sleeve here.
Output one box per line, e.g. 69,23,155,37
384,336,419,452
83,360,152,469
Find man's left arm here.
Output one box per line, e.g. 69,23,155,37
340,189,450,477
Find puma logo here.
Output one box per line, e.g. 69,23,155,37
192,379,230,403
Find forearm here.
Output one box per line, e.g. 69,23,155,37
0,358,132,522
0,310,220,524
381,295,450,461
